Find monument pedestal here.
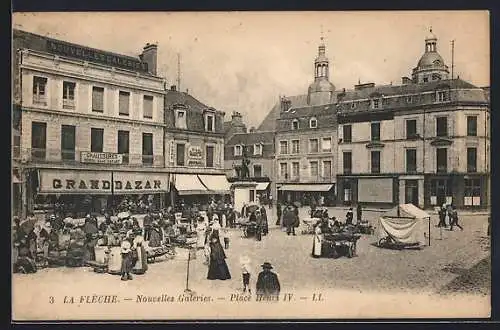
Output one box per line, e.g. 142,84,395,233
231,181,258,214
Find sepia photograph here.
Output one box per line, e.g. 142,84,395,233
11,11,491,320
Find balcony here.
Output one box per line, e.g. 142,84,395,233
406,165,417,174
142,155,154,166
467,165,477,173
63,99,75,109
33,95,47,106
437,165,448,174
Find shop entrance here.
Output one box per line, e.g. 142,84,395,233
405,180,419,205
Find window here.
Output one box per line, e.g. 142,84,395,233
253,164,262,177
436,91,449,102
91,128,104,153
117,130,130,164
343,151,352,174
292,119,299,130
92,86,104,112
436,148,447,173
176,143,185,166
343,125,352,143
310,118,317,128
205,113,215,132
142,133,153,165
423,76,429,83
118,91,130,116
62,81,75,109
467,116,477,136
31,122,47,160
279,141,288,154
280,163,288,179
464,178,481,206
371,151,381,174
206,145,215,168
436,117,448,137
291,162,299,178
61,125,76,161
33,76,47,105
372,99,380,109
467,148,477,173
291,140,300,154
351,102,357,109
234,145,242,156
310,161,319,178
323,160,332,178
406,119,417,139
175,110,187,129
253,144,263,156
371,122,380,142
321,137,332,152
143,95,154,119
406,149,417,173
13,135,20,159
406,96,413,104
309,139,319,153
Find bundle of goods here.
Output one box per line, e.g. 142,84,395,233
355,221,374,235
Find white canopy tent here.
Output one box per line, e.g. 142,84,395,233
376,203,431,247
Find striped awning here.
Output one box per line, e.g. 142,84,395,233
279,184,333,192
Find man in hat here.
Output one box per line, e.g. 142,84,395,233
256,262,280,297
346,207,354,225
283,204,297,236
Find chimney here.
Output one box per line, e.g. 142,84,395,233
401,77,412,85
354,82,375,91
141,43,158,75
170,85,177,91
280,97,291,112
231,112,243,125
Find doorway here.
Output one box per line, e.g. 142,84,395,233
405,180,419,205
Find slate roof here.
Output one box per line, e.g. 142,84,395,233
226,131,275,146
279,104,336,119
256,94,309,132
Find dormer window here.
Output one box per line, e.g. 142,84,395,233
371,98,380,109
351,102,357,109
406,96,413,104
234,145,242,156
436,90,449,103
205,112,215,132
292,119,299,130
175,110,187,129
309,117,317,129
253,143,263,156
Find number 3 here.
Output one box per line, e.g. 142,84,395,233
49,296,54,304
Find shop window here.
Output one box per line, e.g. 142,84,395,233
310,161,319,178
343,125,352,143
322,137,332,152
62,81,75,109
309,139,319,153
206,145,215,168
343,180,352,202
467,148,477,173
91,128,104,152
430,178,453,206
464,178,481,206
371,151,380,174
436,116,448,137
61,125,76,161
33,76,47,105
253,164,262,177
291,162,299,179
371,122,380,142
118,130,129,164
142,133,153,165
31,122,47,160
280,163,288,179
175,110,187,129
406,148,417,173
467,116,477,136
279,141,288,154
176,143,185,166
291,140,300,154
406,119,418,139
343,151,352,174
436,148,447,173
92,86,104,112
143,95,153,119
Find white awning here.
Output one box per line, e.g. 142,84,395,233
256,182,270,190
197,174,231,194
174,174,208,195
279,184,333,192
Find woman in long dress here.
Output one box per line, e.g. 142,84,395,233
196,217,207,249
207,235,231,280
312,225,323,258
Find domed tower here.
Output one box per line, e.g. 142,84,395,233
307,36,335,105
412,28,450,83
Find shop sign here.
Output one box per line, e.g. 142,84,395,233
81,152,123,165
188,146,203,159
187,159,205,167
38,169,169,194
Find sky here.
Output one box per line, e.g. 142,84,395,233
13,11,490,129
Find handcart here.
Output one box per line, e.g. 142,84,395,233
323,233,362,258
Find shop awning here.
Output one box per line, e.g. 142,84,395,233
197,174,231,194
256,182,270,190
279,184,334,192
173,174,209,195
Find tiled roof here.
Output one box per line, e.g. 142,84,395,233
226,131,275,146
256,94,309,132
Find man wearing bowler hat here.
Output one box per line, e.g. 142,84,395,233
256,262,280,296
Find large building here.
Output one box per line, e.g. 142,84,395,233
164,86,230,206
260,29,489,209
13,29,168,217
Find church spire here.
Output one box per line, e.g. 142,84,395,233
315,27,329,80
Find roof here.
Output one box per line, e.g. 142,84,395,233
417,51,446,68
226,131,275,146
279,104,336,119
256,94,309,132
164,90,223,114
308,79,335,93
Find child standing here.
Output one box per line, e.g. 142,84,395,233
240,255,252,294
222,228,230,249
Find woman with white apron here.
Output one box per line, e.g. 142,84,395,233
196,217,207,250
312,225,323,258
132,234,148,275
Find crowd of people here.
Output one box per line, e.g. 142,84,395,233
437,204,463,231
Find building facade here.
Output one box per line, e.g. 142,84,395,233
164,87,230,206
13,30,168,217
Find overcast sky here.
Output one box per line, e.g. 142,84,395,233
13,11,489,128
